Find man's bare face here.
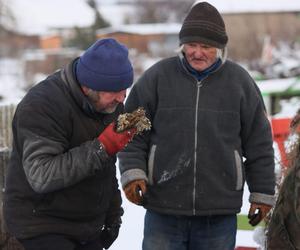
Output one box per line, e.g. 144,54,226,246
84,88,126,113
184,42,218,72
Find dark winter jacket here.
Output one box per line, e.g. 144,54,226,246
3,59,123,241
267,155,300,250
118,55,275,216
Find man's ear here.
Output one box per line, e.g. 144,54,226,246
81,85,89,96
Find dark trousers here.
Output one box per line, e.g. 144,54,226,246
18,234,103,250
143,210,237,250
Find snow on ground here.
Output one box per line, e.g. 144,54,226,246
274,97,300,118
236,230,259,248
0,59,26,106
110,188,145,250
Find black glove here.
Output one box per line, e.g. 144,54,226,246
100,223,120,249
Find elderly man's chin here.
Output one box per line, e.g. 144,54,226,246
100,105,118,114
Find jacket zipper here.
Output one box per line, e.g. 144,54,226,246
193,80,203,215
179,55,217,214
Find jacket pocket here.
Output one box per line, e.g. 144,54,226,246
234,150,243,190
148,145,157,185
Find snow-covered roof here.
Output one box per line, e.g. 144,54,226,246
8,0,94,35
195,0,300,14
97,23,181,35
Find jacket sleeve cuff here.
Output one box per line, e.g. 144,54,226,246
249,192,276,206
120,169,148,189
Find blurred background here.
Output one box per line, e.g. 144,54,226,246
0,0,299,249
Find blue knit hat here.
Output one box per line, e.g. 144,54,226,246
76,38,134,92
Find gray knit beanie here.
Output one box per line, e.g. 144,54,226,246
179,2,228,48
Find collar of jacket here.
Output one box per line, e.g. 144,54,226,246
178,52,222,81
60,58,123,123
182,56,222,81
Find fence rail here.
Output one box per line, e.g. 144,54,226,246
0,104,23,250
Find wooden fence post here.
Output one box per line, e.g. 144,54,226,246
0,104,24,250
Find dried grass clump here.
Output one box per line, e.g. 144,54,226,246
116,107,151,135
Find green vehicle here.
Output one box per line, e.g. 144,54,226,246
257,76,300,116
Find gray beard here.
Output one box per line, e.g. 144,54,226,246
100,105,118,114
85,89,118,114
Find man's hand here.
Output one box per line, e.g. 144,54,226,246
98,122,136,155
248,202,272,226
124,179,147,205
100,223,120,249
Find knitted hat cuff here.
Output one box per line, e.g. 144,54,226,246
180,36,226,49
181,21,226,35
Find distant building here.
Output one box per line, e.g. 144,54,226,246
97,0,300,61
40,34,63,50
223,12,300,60
22,48,81,87
97,23,181,57
97,10,300,61
0,27,39,57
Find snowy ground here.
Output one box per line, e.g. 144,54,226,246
0,59,26,106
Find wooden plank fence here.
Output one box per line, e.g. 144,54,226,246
0,104,24,250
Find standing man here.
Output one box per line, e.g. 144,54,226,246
118,2,275,250
4,38,135,250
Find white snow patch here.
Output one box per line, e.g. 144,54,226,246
9,0,94,35
197,0,300,14
0,58,26,105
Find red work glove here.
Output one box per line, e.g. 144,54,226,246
124,179,147,205
248,202,272,226
98,122,136,155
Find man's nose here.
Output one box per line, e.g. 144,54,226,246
194,47,204,57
